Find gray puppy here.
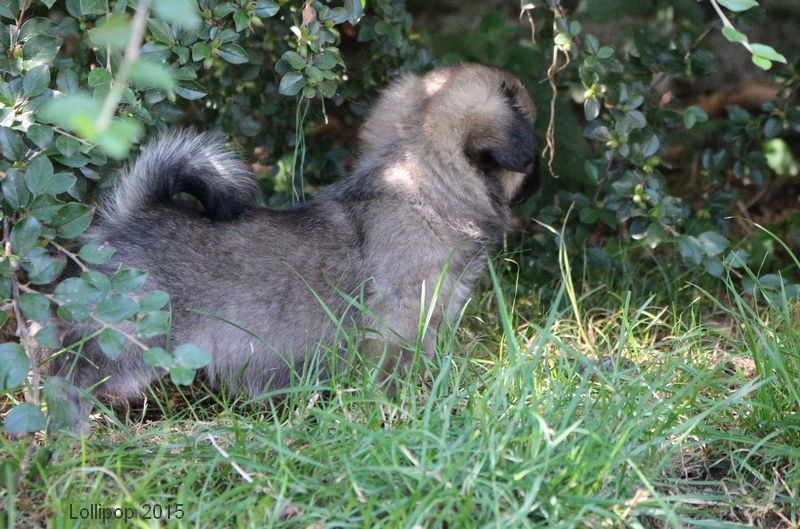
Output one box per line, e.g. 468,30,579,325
50,63,539,416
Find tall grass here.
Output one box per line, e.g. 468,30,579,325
2,247,798,528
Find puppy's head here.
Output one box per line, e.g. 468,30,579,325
422,65,540,207
358,64,539,208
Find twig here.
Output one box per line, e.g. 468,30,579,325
205,433,254,483
520,3,536,45
49,240,90,273
12,278,38,403
14,434,39,495
95,0,151,132
14,0,31,32
690,23,716,51
51,127,93,146
707,0,736,30
4,217,39,404
543,44,569,177
540,1,570,178
105,1,113,74
707,0,762,58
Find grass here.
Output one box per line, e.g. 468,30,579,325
2,250,799,528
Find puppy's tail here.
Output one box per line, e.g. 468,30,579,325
101,130,259,224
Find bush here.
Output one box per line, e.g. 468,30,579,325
423,1,799,288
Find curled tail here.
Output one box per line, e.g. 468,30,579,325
102,130,259,224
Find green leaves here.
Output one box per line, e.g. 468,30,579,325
763,138,799,177
277,47,342,98
677,232,730,276
34,326,61,348
51,203,94,239
716,0,758,12
55,274,108,306
173,344,211,370
97,118,144,159
713,1,787,71
95,294,139,323
40,90,143,158
2,169,31,211
273,7,345,99
279,71,306,96
749,43,787,70
169,367,197,385
683,106,708,130
88,14,132,50
42,377,81,430
23,249,66,285
20,293,51,323
282,51,306,70
138,310,171,338
23,65,50,97
743,273,800,301
315,50,338,70
25,157,77,196
152,0,201,29
79,0,107,16
19,17,58,40
584,95,601,121
129,60,176,91
39,93,103,139
22,34,63,64
24,157,54,195
572,2,793,283
233,9,250,32
3,403,47,437
721,26,747,43
143,347,173,369
97,328,126,358
218,43,249,64
554,19,581,52
10,216,41,258
0,343,30,391
147,18,175,46
170,344,211,385
111,269,148,293
139,290,169,311
78,241,116,265
141,344,211,385
254,0,280,18
88,68,112,87
26,125,54,149
697,231,729,257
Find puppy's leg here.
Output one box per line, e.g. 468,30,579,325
360,301,440,395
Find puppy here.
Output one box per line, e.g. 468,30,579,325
47,63,539,419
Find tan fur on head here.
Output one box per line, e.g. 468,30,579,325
359,65,535,154
358,63,539,209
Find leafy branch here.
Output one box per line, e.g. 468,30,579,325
708,0,787,70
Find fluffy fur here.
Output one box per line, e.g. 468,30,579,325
47,64,539,422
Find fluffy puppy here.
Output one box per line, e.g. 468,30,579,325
48,63,539,418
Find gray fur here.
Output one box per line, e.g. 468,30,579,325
104,129,260,222
48,64,539,421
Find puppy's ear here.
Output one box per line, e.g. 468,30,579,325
467,95,537,174
489,111,537,173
